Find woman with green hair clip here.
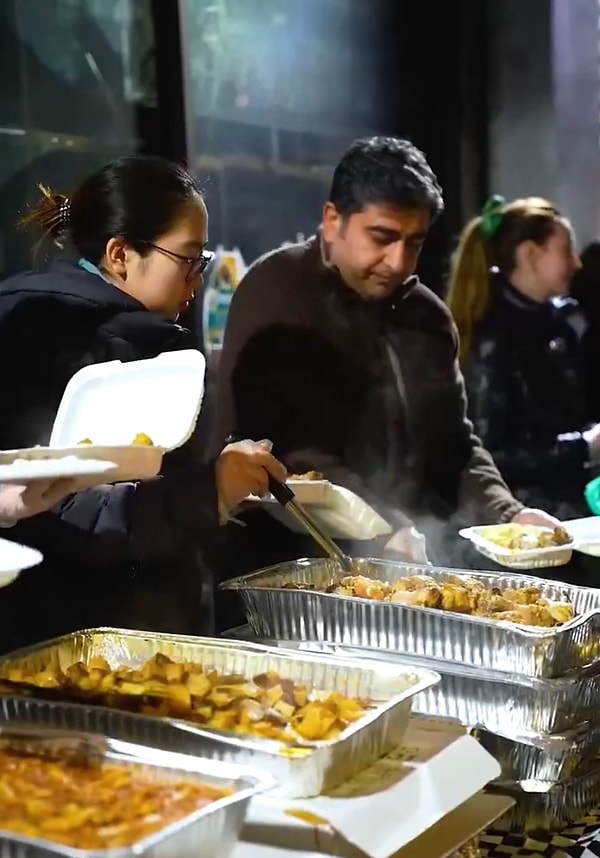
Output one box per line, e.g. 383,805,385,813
446,195,597,520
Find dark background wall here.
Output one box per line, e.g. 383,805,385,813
487,0,600,246
179,0,489,294
0,0,598,287
0,0,489,293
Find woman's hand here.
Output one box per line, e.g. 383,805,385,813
0,479,78,525
215,439,287,520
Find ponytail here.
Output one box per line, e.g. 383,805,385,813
17,184,71,248
446,217,492,366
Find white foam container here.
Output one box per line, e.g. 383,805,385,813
562,516,600,556
0,537,43,588
248,480,393,541
459,524,573,570
0,350,206,486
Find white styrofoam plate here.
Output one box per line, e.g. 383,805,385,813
246,481,392,541
0,456,117,484
0,350,206,486
562,517,600,556
0,537,43,587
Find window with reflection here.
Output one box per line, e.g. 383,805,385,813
0,0,155,276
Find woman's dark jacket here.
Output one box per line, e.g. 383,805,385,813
463,277,594,519
0,260,217,652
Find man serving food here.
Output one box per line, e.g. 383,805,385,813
215,136,557,568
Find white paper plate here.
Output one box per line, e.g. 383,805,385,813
0,537,43,588
0,456,117,483
247,481,392,541
0,446,162,486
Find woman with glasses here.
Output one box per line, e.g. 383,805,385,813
0,154,286,652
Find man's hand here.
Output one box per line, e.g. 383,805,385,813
0,479,78,525
384,526,430,564
511,508,561,529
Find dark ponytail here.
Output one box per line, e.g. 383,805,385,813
17,155,203,264
17,184,71,246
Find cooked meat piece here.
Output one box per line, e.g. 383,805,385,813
390,576,436,593
538,599,574,624
501,586,541,606
440,585,475,614
390,585,442,608
335,575,390,600
445,575,485,594
474,591,513,615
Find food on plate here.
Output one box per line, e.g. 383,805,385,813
477,524,572,551
288,471,324,481
77,433,154,446
333,574,574,628
131,432,154,446
1,653,370,744
0,747,226,849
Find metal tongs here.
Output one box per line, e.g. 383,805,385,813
268,476,353,574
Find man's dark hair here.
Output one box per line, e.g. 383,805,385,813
329,136,444,221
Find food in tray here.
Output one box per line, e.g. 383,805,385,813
0,747,226,849
476,523,573,551
288,471,324,481
77,432,154,446
1,653,370,744
331,573,574,628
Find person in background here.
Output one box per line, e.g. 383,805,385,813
212,138,556,594
569,239,600,422
447,195,595,521
0,155,286,652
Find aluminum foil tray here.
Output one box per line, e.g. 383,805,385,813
220,557,600,678
0,629,438,798
221,627,600,735
472,724,600,785
0,722,272,858
489,761,600,833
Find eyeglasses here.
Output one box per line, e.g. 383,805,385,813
138,240,215,282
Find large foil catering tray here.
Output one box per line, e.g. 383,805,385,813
489,761,600,833
0,629,438,798
472,724,600,785
0,722,272,858
221,627,600,735
220,557,600,678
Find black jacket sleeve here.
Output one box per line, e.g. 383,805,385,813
8,448,219,568
0,296,219,566
464,336,590,486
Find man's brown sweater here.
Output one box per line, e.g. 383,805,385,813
216,235,523,533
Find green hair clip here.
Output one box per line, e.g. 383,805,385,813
480,194,506,238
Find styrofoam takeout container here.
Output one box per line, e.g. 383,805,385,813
459,524,573,570
247,480,393,541
562,517,600,557
0,350,206,485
